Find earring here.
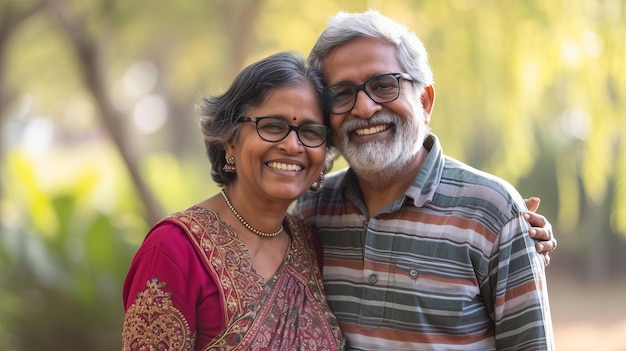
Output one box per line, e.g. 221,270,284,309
309,172,325,193
223,155,237,173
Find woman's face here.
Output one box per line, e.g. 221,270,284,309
227,83,327,204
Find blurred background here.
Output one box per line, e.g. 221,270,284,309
0,0,624,350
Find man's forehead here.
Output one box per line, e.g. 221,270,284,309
320,37,401,84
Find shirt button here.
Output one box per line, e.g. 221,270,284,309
368,273,378,284
409,268,419,279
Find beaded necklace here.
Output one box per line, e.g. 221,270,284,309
220,189,283,237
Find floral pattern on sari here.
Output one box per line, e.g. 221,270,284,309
173,209,264,324
171,209,346,351
122,278,195,351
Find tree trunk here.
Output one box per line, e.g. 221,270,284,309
44,0,164,224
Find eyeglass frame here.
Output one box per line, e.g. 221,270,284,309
324,72,414,114
238,116,329,148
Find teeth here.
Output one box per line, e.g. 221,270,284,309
354,124,389,136
267,162,302,171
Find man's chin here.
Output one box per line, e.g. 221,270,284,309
344,151,395,173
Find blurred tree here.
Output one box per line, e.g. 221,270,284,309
0,0,45,197
44,0,165,225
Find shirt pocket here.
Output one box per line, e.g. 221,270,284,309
390,253,482,330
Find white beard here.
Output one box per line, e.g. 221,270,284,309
336,112,428,184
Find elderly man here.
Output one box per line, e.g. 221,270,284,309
294,10,555,350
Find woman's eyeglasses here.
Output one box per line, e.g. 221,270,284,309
238,116,329,148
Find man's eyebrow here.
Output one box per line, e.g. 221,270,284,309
327,72,395,85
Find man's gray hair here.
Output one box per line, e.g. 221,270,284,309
308,10,434,89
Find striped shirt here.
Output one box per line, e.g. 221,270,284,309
293,134,554,351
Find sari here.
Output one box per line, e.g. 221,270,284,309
122,207,345,351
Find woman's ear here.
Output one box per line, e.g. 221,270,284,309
223,143,234,155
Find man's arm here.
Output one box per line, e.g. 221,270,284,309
524,197,556,265
488,214,555,350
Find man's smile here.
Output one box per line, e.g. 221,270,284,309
352,123,392,136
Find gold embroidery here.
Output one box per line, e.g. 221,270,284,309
171,209,265,324
167,209,345,350
122,278,194,351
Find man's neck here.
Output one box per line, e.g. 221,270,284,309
357,145,429,217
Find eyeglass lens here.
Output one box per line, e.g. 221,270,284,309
326,73,404,114
254,117,328,148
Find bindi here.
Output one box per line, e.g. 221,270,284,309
292,116,297,121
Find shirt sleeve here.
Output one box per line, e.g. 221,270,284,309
122,221,223,350
483,214,555,350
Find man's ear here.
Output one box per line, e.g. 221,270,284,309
420,85,435,124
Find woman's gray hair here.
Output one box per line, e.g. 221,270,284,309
308,10,434,90
198,51,338,186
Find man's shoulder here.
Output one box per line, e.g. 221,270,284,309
443,156,513,187
441,155,525,208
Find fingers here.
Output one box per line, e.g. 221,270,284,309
524,210,557,267
535,239,556,266
534,234,556,252
523,212,550,234
524,197,540,212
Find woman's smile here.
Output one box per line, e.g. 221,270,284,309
266,161,304,172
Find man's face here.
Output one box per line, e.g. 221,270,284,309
321,37,431,177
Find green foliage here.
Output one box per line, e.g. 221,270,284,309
0,148,144,350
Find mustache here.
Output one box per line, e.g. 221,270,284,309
339,112,401,135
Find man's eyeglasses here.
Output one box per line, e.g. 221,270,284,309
325,72,413,114
238,116,329,148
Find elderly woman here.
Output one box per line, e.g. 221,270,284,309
122,52,345,350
